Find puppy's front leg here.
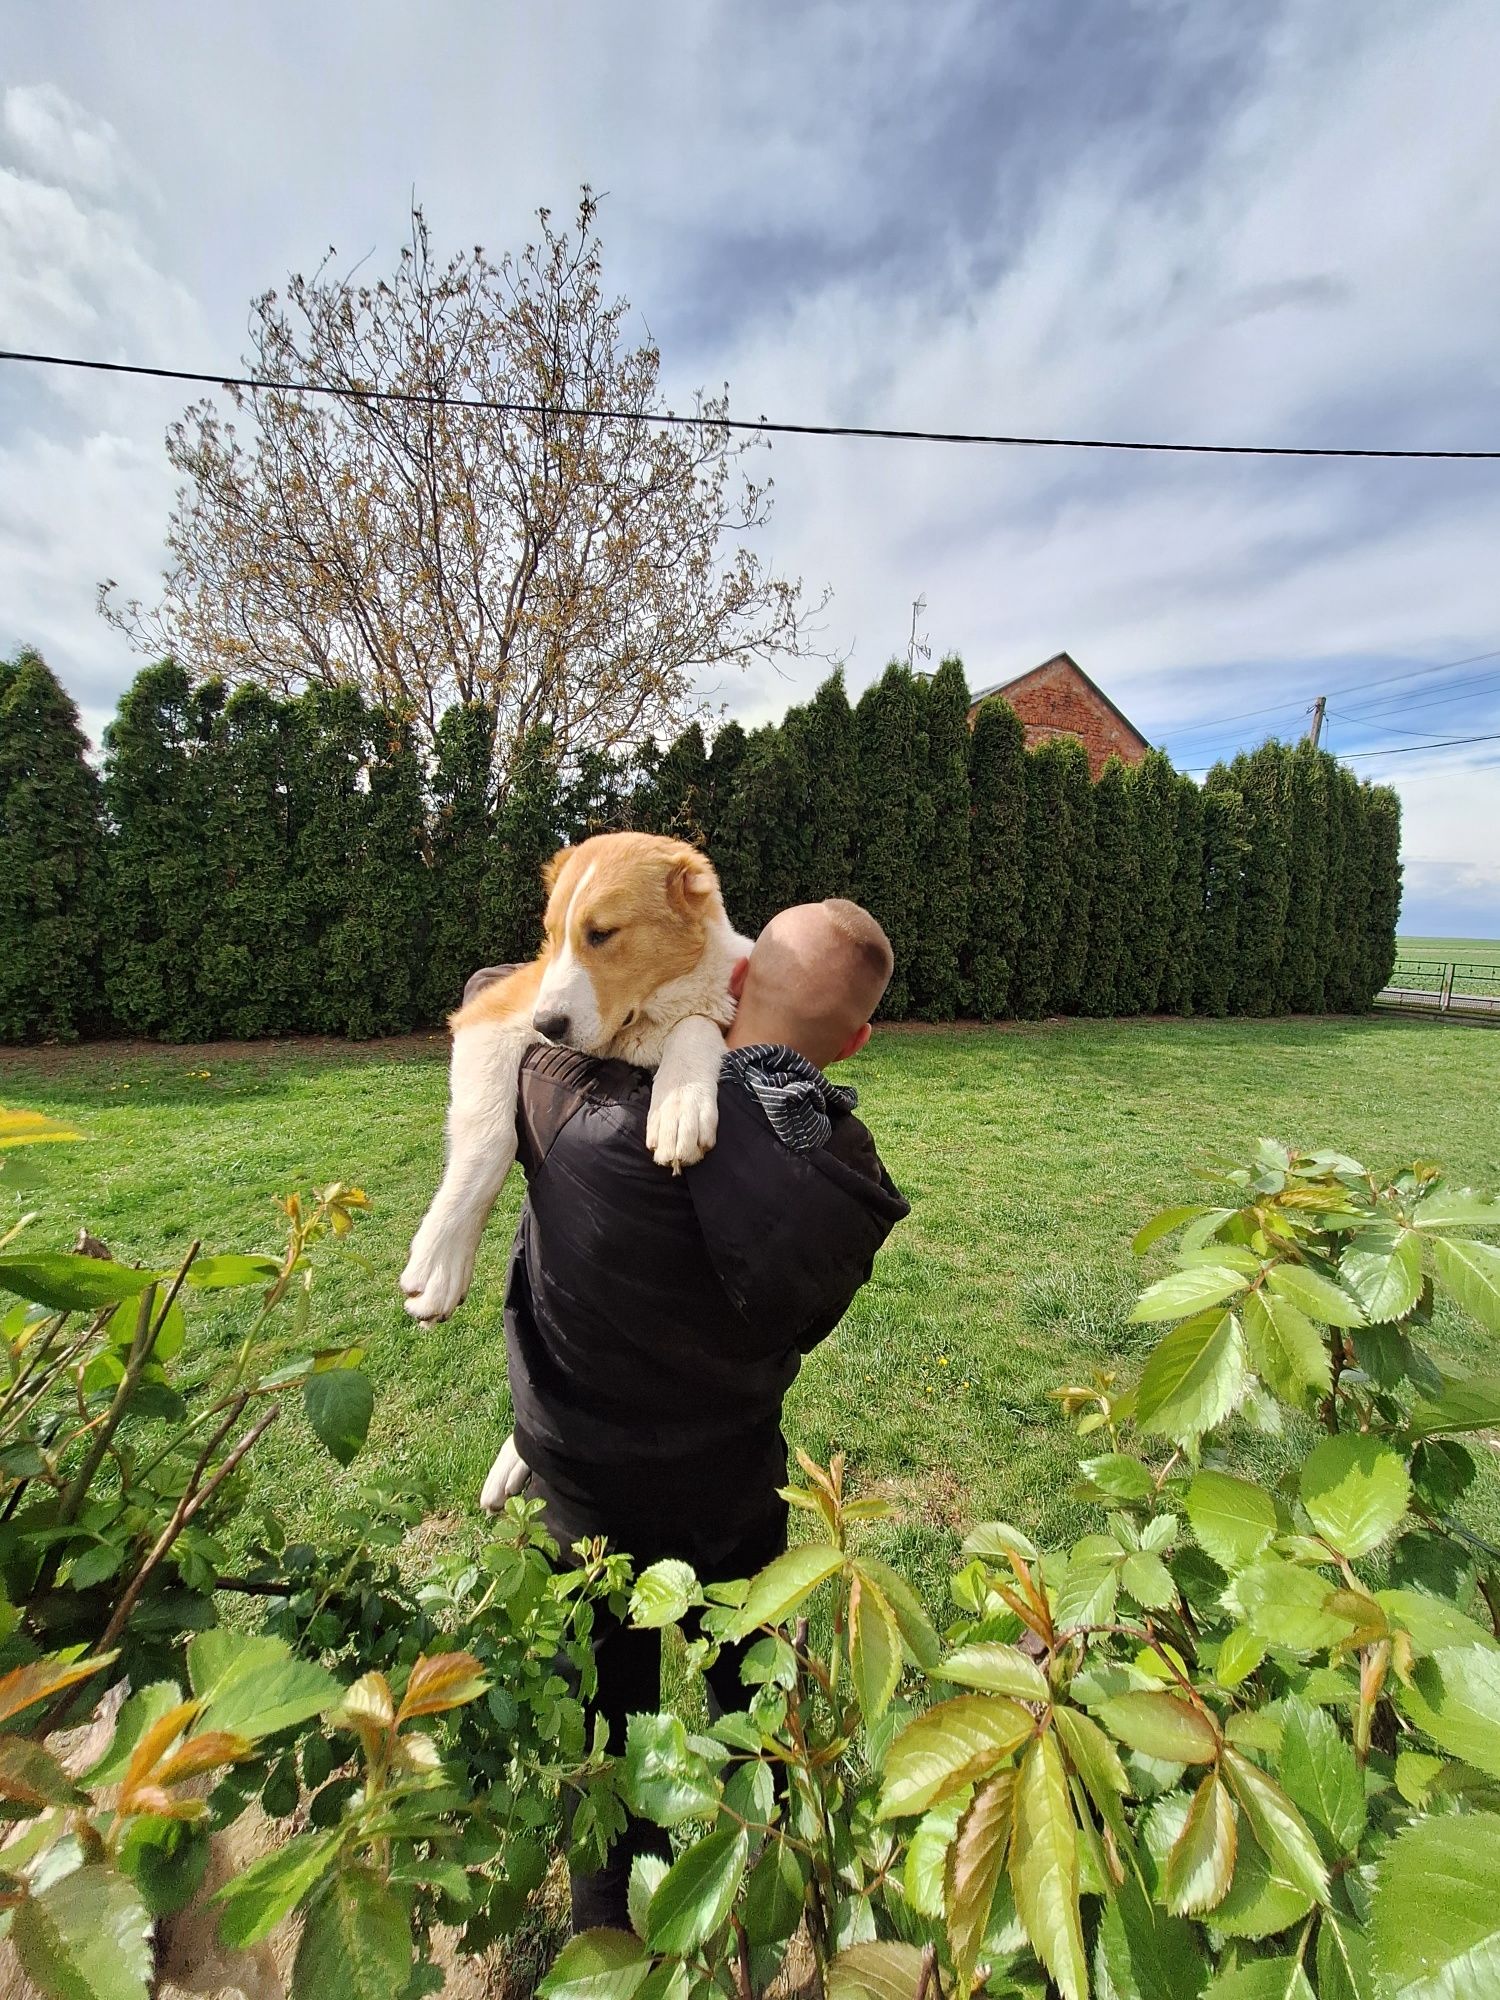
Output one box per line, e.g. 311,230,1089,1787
400,1022,533,1322
646,1015,727,1172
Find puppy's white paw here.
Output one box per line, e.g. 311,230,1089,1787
399,1226,474,1324
647,1080,719,1172
480,1434,531,1514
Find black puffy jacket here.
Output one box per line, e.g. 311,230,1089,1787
504,1043,908,1566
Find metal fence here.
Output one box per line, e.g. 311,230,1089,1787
1378,957,1500,1016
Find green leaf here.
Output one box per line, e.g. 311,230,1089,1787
1242,1291,1332,1407
1412,1188,1500,1231
12,1865,154,2000
620,1712,720,1827
1429,1235,1500,1335
0,1734,87,1807
1130,1266,1249,1323
828,1942,928,2000
0,1253,161,1312
1399,1645,1500,1776
1230,1556,1356,1655
847,1567,903,1727
629,1559,701,1629
1317,1905,1374,2000
1010,1731,1087,2000
1094,1869,1207,2000
1164,1770,1236,1915
1372,1811,1500,1998
1214,1626,1266,1688
215,1831,341,1948
1265,1263,1365,1327
725,1543,844,1639
1185,1469,1278,1573
80,1682,183,1787
1121,1552,1179,1610
1078,1451,1155,1502
1299,1434,1410,1558
1209,1807,1315,1940
1394,1749,1445,1806
646,1825,748,1956
302,1367,374,1466
742,1836,804,1947
291,1866,412,2000
851,1555,942,1670
904,1791,967,1918
878,1693,1033,1819
1136,1309,1248,1443
1340,1230,1423,1324
1221,1748,1328,1906
935,1641,1048,1702
1097,1691,1219,1764
185,1253,282,1289
538,1927,654,2000
1409,1375,1500,1438
945,1769,1016,1996
1203,1961,1314,2000
1373,1589,1497,1658
1132,1206,1210,1255
1053,1705,1131,1851
187,1631,342,1739
1277,1698,1364,1858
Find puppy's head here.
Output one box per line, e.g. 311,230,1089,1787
531,832,724,1052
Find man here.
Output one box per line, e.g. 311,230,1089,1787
494,898,908,1930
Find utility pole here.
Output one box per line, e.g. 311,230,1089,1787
1308,695,1326,748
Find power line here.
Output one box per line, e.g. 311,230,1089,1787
4,345,1500,460
1158,647,1500,744
1180,731,1500,774
1332,664,1500,724
1324,710,1477,741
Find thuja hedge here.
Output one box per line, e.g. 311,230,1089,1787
0,649,1401,1041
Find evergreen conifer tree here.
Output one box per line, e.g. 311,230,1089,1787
1077,757,1136,1015
1010,739,1075,1019
1362,784,1402,1006
853,663,928,1017
634,724,710,842
1156,775,1204,1015
355,709,430,1032
101,661,220,1039
1121,749,1177,1013
1283,744,1330,1012
793,671,859,901
289,687,371,1035
1196,779,1248,1014
1050,739,1095,1014
962,698,1026,1018
909,657,971,1019
422,703,498,1020
1226,743,1292,1015
486,725,563,963
0,651,107,1042
197,686,301,1037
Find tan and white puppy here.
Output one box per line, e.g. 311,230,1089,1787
400,832,750,1327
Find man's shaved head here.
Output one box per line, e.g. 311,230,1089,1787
726,899,893,1069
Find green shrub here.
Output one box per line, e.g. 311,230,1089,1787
1078,757,1136,1017
854,664,930,1018
910,658,971,1021
1051,740,1096,1015
1196,781,1248,1015
792,670,860,904
0,652,107,1043
1156,773,1203,1016
1121,749,1177,1013
962,699,1027,1018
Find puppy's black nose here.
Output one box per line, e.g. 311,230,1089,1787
533,1010,571,1043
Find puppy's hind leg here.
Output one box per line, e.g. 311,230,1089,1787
400,1022,532,1323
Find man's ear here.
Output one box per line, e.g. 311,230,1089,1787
833,1022,872,1064
728,956,751,1001
665,848,717,915
542,846,576,894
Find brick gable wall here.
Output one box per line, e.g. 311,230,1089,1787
970,657,1148,779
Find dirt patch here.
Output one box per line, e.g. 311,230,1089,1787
864,1465,968,1533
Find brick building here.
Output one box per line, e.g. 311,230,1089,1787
967,652,1150,779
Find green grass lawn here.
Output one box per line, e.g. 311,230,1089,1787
4,1017,1499,1602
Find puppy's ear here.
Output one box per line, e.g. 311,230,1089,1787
542,846,576,895
664,847,718,915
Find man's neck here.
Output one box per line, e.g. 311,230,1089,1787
724,1016,827,1071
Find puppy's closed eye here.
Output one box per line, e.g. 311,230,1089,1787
585,925,618,949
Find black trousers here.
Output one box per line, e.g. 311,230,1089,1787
534,1484,788,1935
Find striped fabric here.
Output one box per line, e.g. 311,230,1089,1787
720,1042,858,1153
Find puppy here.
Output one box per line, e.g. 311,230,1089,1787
400,833,749,1327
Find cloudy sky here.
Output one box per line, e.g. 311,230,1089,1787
3,0,1497,935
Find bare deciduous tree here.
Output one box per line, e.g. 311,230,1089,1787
101,193,821,775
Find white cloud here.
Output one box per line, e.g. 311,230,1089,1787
2,83,124,196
